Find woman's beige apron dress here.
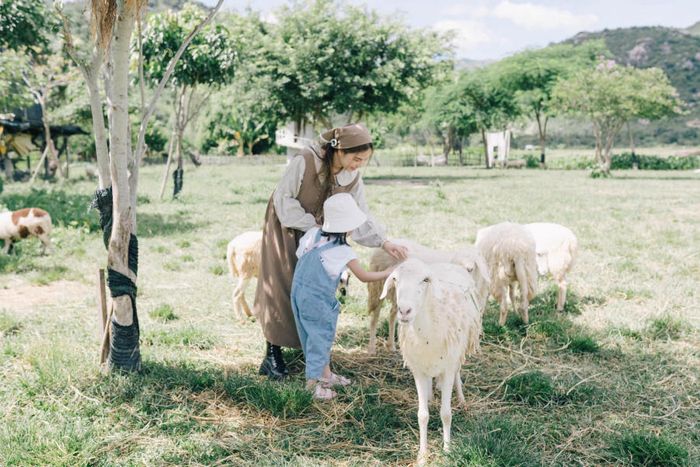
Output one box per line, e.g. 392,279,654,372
253,148,358,348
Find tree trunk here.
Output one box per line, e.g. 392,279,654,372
536,112,548,165
481,128,489,168
458,137,464,166
159,130,175,200
627,121,638,169
106,5,140,371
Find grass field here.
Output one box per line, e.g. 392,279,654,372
1,161,698,466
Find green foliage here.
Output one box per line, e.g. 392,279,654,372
504,371,557,405
0,51,33,112
223,374,313,418
142,3,236,88
496,41,607,143
553,60,684,171
1,188,100,231
0,0,55,52
611,153,700,170
608,432,689,466
267,0,447,126
149,304,178,322
525,154,540,168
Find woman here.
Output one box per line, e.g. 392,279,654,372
253,123,408,379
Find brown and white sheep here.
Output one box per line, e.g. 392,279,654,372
0,208,52,254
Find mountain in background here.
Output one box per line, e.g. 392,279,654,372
685,20,700,36
566,26,700,106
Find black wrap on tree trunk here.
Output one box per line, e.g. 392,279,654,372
91,187,141,371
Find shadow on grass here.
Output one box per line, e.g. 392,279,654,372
85,360,313,420
137,212,207,237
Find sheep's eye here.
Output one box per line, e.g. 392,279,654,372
422,277,430,283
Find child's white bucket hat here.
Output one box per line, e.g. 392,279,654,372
322,193,367,233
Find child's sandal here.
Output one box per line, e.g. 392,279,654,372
321,372,352,387
312,383,337,400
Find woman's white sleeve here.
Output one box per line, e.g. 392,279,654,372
272,156,318,231
349,175,387,248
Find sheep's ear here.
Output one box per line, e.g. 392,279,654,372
475,254,490,284
379,271,397,300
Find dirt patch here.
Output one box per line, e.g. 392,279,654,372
0,279,91,311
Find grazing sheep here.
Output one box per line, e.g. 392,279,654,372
0,208,52,255
524,223,578,312
226,231,263,320
226,231,352,321
367,239,489,354
475,222,538,325
380,258,481,463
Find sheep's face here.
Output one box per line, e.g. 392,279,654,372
380,259,432,325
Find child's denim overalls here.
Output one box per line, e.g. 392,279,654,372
291,230,344,380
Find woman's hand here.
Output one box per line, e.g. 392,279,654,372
382,240,408,261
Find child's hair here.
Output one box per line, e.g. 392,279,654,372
320,230,348,245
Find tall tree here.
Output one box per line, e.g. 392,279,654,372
0,0,53,52
141,3,235,198
495,41,606,165
266,0,446,133
61,0,223,371
553,60,683,175
452,69,519,167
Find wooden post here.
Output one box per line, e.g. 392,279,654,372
97,268,110,364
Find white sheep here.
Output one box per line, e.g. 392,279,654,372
367,239,489,354
475,222,538,326
226,230,351,321
226,231,263,320
524,223,578,312
380,258,482,463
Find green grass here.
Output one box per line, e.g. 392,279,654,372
608,432,689,466
504,371,557,405
0,161,698,465
148,303,178,322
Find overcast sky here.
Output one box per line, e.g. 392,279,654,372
210,0,700,60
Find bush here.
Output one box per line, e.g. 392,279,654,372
525,154,540,168
611,153,700,170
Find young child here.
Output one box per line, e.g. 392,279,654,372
291,193,394,400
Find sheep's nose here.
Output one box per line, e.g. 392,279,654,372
399,307,412,318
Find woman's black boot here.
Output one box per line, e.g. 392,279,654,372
259,341,289,380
